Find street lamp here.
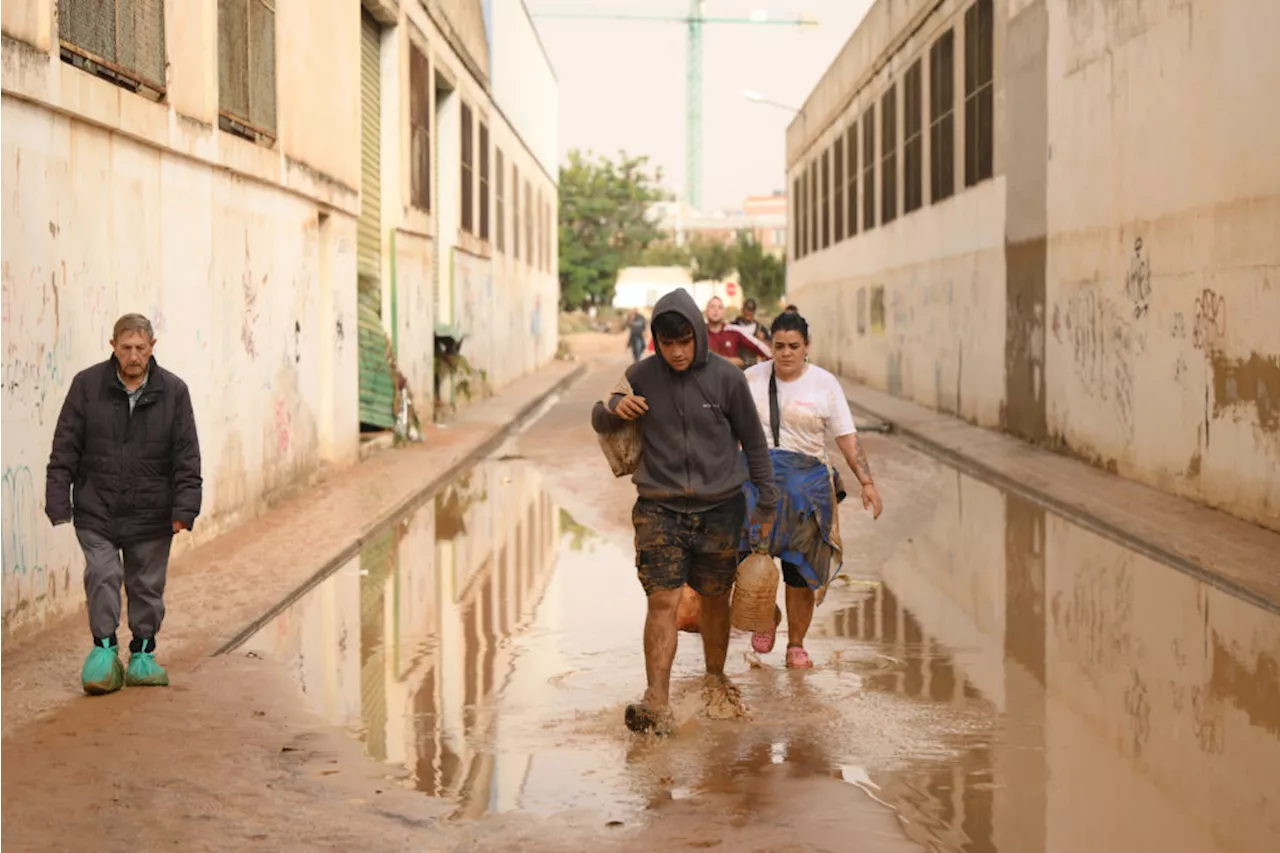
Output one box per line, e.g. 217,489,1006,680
741,89,801,114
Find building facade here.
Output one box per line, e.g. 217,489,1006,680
0,0,558,639
655,193,788,258
786,0,1280,530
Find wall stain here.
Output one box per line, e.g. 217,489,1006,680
1210,631,1280,737
869,285,886,335
1210,351,1280,433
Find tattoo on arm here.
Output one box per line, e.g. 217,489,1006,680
853,438,874,485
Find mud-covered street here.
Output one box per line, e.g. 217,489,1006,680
4,352,1280,852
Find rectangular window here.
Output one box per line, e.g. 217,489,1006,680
218,0,276,140
58,0,166,94
808,161,819,255
904,60,924,214
930,28,956,203
495,149,506,252
832,135,845,242
545,200,554,272
845,124,858,236
512,166,520,260
792,176,803,259
964,0,994,187
525,179,533,267
535,190,543,270
409,43,431,211
478,122,490,241
862,105,876,230
881,84,898,225
820,149,831,250
460,102,474,233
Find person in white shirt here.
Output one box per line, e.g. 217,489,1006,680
741,311,884,668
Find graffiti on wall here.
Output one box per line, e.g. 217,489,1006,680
869,285,886,335
2,466,43,579
1057,288,1141,437
1124,238,1151,319
856,287,867,336
1192,287,1226,351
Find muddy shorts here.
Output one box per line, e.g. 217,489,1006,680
632,493,747,597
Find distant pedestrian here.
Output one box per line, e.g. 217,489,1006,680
591,289,778,735
46,313,202,695
704,296,771,369
625,308,647,362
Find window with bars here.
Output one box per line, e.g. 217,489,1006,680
546,200,554,272
409,43,431,211
495,148,506,252
524,179,533,268
478,122,490,241
904,59,924,214
964,0,994,187
820,149,831,250
845,124,858,237
792,176,803,259
460,102,474,233
881,84,898,225
833,135,845,242
930,28,956,203
808,161,819,255
218,0,276,140
58,0,166,94
512,165,521,260
534,189,542,270
862,105,876,230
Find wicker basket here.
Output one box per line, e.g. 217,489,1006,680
730,552,780,633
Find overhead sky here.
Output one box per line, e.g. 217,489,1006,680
530,0,875,212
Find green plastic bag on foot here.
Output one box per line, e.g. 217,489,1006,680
82,642,125,695
125,652,169,687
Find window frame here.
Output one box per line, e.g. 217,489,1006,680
964,0,995,187
930,28,957,203
460,102,474,234
845,123,859,237
58,0,168,96
218,0,277,142
862,105,877,231
478,121,490,241
881,83,898,225
409,42,431,212
904,59,924,214
495,148,506,253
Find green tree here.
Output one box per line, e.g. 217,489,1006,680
688,236,736,282
734,230,786,307
640,240,692,267
558,150,669,309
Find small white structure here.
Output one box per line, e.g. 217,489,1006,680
613,267,745,313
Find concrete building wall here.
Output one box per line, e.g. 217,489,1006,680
785,0,1280,530
489,0,558,176
1,0,559,639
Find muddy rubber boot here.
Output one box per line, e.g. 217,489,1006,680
82,639,125,696
125,638,169,687
625,703,674,736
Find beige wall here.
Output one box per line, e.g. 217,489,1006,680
786,0,1280,530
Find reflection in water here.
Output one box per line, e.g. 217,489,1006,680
820,468,1280,853
245,459,562,818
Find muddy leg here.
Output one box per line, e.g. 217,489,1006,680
641,587,682,709
698,590,732,677
786,585,815,648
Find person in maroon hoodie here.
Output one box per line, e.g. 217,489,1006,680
704,296,771,368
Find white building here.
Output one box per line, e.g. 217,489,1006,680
0,0,559,640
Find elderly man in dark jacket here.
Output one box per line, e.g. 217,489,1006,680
46,313,202,695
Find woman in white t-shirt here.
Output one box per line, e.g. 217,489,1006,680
740,312,884,669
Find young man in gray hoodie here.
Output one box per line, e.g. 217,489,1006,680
592,289,779,734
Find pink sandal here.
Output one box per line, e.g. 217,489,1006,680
751,605,784,654
785,646,814,669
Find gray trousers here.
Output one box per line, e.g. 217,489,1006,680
76,528,172,641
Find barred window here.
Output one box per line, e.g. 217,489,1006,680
478,122,490,241
495,149,506,252
862,105,876,230
964,0,994,186
58,0,166,94
904,60,924,214
820,149,831,250
930,28,956,203
218,0,276,140
881,84,898,225
808,161,818,255
460,102,474,233
792,176,803,259
512,166,521,260
409,44,431,211
833,136,845,242
524,179,533,267
845,123,858,236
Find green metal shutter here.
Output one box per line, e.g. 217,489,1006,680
358,12,395,429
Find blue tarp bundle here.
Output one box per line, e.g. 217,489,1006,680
738,448,843,596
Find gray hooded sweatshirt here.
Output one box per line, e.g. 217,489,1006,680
592,289,779,516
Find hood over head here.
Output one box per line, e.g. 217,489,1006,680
650,288,709,369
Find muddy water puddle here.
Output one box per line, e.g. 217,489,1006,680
242,455,1280,852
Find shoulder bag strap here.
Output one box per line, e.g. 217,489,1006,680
768,366,781,448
